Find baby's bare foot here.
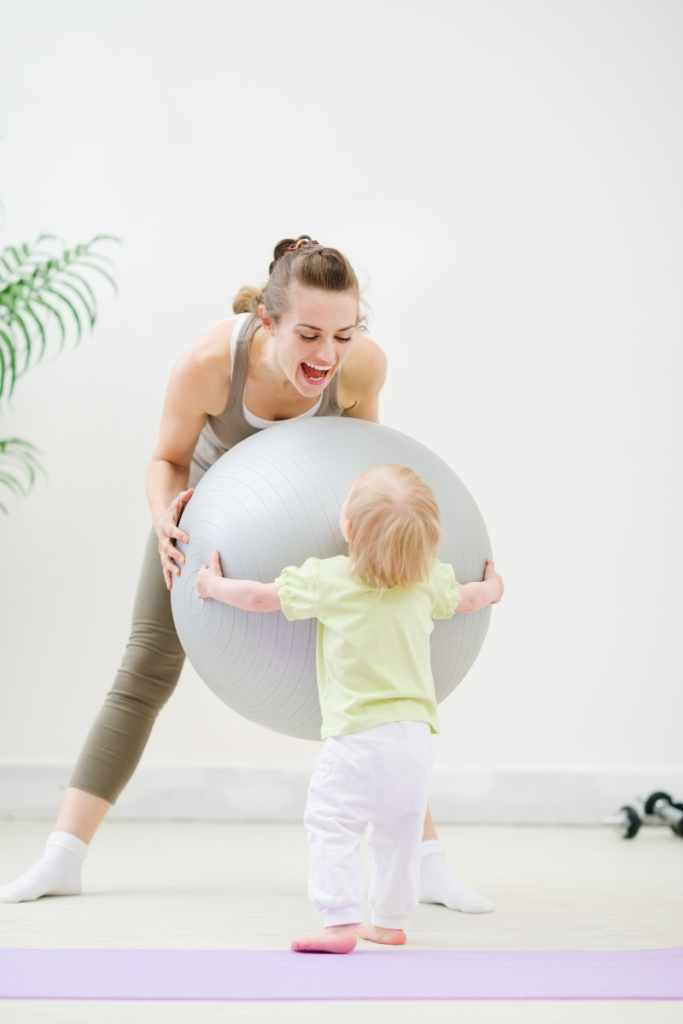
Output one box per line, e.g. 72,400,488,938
291,924,358,954
356,924,407,945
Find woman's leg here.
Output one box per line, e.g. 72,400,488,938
0,530,185,903
422,806,439,841
55,788,111,843
0,791,109,903
419,806,495,913
68,529,186,805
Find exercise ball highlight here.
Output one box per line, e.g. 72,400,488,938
171,418,492,740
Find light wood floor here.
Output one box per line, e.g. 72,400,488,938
1,821,682,1023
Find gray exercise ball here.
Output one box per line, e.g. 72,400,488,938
171,418,492,740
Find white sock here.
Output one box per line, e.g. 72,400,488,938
0,832,88,904
419,839,494,913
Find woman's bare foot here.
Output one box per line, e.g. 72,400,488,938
356,924,407,945
291,924,358,954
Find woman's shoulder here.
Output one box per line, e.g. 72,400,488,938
167,317,240,414
175,316,239,383
339,332,387,398
189,316,239,366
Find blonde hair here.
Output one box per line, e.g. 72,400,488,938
345,464,441,590
233,235,366,329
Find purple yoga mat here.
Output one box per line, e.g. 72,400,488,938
1,948,681,1001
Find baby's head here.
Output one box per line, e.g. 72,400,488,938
341,463,441,590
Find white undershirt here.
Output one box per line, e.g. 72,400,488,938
231,313,323,429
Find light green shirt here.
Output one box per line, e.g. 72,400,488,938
275,556,460,739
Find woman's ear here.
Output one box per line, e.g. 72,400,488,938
259,305,274,335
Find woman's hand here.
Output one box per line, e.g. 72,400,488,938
196,550,224,600
154,488,195,590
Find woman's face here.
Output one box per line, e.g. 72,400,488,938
260,284,358,397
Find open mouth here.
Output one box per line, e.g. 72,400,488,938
301,361,333,386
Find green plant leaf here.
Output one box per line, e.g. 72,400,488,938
0,327,16,400
0,472,24,494
71,259,118,294
5,247,23,268
30,296,66,350
33,233,62,247
0,234,118,420
0,343,6,401
52,277,96,328
61,269,98,313
43,286,82,342
0,324,19,397
7,309,32,373
0,234,118,520
0,437,45,513
14,299,46,369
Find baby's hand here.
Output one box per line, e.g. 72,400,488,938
196,549,224,600
484,559,504,604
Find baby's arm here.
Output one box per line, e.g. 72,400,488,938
455,559,504,614
196,550,281,612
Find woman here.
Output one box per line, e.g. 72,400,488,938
1,238,492,915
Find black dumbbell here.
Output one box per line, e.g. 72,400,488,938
602,805,643,839
643,791,683,838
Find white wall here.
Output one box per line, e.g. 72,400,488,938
1,0,682,777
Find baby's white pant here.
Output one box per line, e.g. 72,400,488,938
304,720,433,930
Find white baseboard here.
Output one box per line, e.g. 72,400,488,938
2,763,682,824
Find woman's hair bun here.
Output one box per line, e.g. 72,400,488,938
232,234,364,328
232,285,264,314
232,236,313,312
269,236,314,274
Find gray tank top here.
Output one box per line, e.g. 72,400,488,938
190,312,344,487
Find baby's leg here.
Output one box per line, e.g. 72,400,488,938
363,722,433,945
291,742,366,954
356,923,407,945
363,814,423,945
291,925,358,954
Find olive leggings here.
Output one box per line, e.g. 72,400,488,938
69,529,185,803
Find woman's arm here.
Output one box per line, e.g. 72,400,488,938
338,334,387,424
196,551,281,612
146,320,235,588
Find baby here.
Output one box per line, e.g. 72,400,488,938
196,463,503,953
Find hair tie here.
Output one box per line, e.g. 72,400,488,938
287,237,319,253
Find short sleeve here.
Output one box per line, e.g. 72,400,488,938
275,557,321,621
430,561,460,619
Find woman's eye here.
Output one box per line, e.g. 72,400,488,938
299,333,352,343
